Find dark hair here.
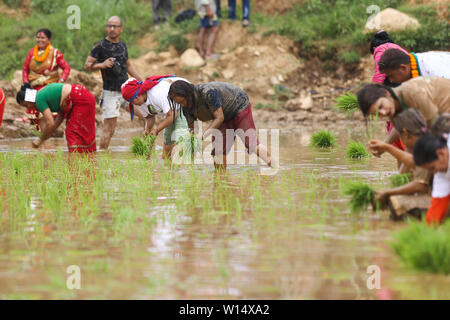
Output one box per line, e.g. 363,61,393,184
168,80,197,120
378,48,410,72
370,31,394,54
394,109,427,136
413,134,447,166
16,83,32,104
431,114,450,135
357,83,398,116
36,28,52,39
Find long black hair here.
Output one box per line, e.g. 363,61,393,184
167,80,197,121
16,83,32,105
414,134,448,166
370,31,394,54
357,83,399,117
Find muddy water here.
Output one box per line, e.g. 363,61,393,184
0,126,449,300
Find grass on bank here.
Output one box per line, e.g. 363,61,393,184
390,220,450,274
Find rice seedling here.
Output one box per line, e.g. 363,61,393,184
334,92,358,115
390,220,450,274
310,130,337,148
346,140,370,159
390,173,412,188
130,135,156,157
342,180,377,213
177,133,202,162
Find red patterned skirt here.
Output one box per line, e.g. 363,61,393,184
65,85,96,153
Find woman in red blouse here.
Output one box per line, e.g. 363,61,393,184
22,28,71,91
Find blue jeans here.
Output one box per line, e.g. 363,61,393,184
228,0,250,21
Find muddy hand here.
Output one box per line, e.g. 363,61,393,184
31,138,42,149
368,139,386,158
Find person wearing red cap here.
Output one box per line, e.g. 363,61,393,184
121,75,189,160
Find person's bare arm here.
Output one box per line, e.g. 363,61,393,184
126,60,143,81
32,109,57,148
368,139,414,167
376,181,428,206
203,107,224,139
84,56,115,72
144,116,156,136
150,109,175,136
205,5,214,19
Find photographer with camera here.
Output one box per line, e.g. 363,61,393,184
84,16,142,150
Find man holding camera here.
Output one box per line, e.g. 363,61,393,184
85,16,142,150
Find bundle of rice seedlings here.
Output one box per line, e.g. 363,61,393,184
334,92,358,114
390,220,450,274
342,180,377,213
390,173,412,188
310,130,337,148
346,140,370,159
131,135,156,157
177,133,202,161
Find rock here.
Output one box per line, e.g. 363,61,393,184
364,8,420,33
162,58,179,67
285,94,313,112
270,76,280,86
144,51,158,63
158,51,172,60
180,49,205,68
222,69,235,79
11,70,22,92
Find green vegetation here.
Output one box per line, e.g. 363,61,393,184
334,92,359,115
346,140,370,159
131,135,156,157
391,220,450,274
390,173,412,188
177,133,201,162
310,130,337,148
255,103,280,110
342,180,377,213
251,0,449,66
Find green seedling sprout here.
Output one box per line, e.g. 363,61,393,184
310,130,337,148
131,135,156,157
334,92,358,115
346,140,370,159
390,173,412,188
342,180,378,213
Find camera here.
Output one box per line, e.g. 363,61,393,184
111,60,123,76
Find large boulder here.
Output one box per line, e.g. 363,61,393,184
364,8,420,33
285,94,313,112
180,48,205,68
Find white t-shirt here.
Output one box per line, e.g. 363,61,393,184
135,77,189,117
431,136,450,198
416,51,450,79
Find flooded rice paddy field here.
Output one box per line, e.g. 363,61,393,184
0,127,449,300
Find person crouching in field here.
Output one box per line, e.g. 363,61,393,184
368,109,433,219
357,77,450,148
16,83,96,153
121,75,189,161
168,80,271,170
414,134,450,225
378,48,450,84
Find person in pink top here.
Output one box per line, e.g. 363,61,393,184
370,31,409,154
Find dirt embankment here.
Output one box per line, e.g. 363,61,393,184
0,19,372,139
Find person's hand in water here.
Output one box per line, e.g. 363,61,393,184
375,190,389,209
31,138,42,149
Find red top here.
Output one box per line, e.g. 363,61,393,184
22,46,71,90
